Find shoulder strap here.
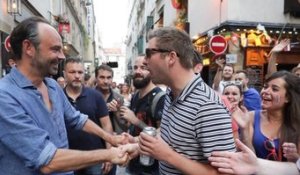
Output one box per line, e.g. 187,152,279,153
151,91,165,118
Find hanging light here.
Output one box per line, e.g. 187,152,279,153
7,0,21,16
86,0,92,6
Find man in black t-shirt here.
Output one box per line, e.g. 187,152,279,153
120,55,165,175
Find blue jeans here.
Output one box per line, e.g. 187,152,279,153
75,164,102,175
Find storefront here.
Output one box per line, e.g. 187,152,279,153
193,22,300,90
0,31,12,76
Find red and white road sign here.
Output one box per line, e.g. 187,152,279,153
209,35,228,55
4,35,11,52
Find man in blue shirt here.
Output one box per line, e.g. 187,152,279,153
234,70,261,111
0,17,129,175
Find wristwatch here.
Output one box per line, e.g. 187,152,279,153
297,158,300,171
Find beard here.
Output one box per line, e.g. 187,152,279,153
32,50,60,77
133,74,151,89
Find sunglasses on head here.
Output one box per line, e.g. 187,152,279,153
224,81,242,87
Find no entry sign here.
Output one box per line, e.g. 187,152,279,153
209,35,228,55
4,35,11,52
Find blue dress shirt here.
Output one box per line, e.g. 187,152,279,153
0,68,88,175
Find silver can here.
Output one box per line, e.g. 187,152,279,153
140,126,156,166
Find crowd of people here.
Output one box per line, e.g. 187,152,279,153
0,16,300,175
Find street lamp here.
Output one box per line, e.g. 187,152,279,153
86,0,92,6
7,0,21,17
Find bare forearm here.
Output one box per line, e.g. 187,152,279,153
101,117,114,148
165,150,219,175
213,69,222,91
239,124,255,152
123,112,146,129
40,149,112,174
266,52,277,78
257,158,299,175
82,119,113,145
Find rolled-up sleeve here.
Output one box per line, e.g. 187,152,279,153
34,141,57,169
0,90,58,170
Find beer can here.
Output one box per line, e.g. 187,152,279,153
140,126,156,166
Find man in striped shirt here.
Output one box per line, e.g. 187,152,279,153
139,27,236,175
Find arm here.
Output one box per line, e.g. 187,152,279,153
232,107,255,151
99,116,114,174
82,119,125,146
266,52,278,79
99,116,114,148
119,143,140,160
256,158,298,175
266,39,290,78
120,106,147,129
209,139,299,175
213,58,225,91
139,133,220,175
40,147,128,174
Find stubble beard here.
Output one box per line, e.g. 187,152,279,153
32,52,59,77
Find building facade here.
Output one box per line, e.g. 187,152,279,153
101,48,126,84
126,0,300,87
0,0,96,77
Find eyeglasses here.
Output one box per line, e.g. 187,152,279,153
264,140,278,160
145,48,180,59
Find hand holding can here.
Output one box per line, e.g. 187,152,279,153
139,127,156,166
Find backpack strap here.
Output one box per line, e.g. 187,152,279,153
151,91,166,118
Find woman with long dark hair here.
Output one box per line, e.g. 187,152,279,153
234,71,300,162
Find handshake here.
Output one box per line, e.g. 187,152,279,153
106,133,140,166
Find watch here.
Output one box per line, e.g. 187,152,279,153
297,158,300,171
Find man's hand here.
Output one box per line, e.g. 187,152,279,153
121,132,138,143
110,134,130,146
209,139,258,175
120,106,138,125
107,99,119,112
139,132,173,161
119,143,140,160
108,147,129,166
215,57,225,68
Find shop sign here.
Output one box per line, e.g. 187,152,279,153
86,5,93,38
171,0,182,9
226,54,237,64
58,23,70,33
4,35,11,52
209,35,228,55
